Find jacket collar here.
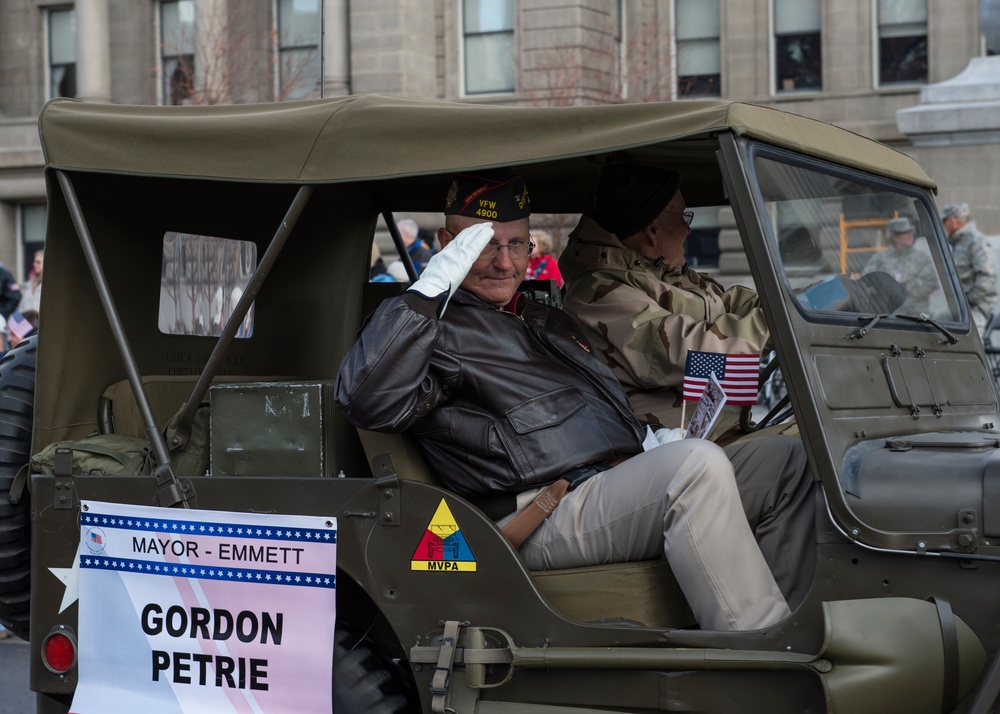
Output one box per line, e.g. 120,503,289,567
561,215,685,279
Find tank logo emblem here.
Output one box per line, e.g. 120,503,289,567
411,499,477,572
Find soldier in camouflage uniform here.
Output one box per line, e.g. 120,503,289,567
942,202,996,331
861,216,938,315
559,164,768,436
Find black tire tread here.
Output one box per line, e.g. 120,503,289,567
0,336,37,640
333,629,414,714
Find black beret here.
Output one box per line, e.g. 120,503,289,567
593,164,681,241
444,170,530,221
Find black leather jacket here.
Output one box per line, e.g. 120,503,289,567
335,288,644,498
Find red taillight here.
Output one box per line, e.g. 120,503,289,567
42,629,77,674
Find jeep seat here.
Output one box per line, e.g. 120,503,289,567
357,429,695,629
100,375,288,440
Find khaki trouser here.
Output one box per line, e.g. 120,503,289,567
724,436,816,610
504,439,792,631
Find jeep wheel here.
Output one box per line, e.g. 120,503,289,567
334,629,414,713
0,335,37,639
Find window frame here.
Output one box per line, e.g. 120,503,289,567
46,5,77,100
771,0,823,95
274,0,322,101
158,0,196,106
873,0,928,88
461,0,516,96
674,0,722,99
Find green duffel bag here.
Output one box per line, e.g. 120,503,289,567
30,433,157,477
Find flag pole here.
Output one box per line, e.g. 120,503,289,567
681,400,687,429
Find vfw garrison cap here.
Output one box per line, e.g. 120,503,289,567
444,170,530,221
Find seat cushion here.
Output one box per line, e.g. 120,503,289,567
531,558,695,628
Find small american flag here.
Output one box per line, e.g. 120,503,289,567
682,350,759,406
6,310,33,339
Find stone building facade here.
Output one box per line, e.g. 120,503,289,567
0,0,991,283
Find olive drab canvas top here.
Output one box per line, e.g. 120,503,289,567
559,216,768,429
38,96,935,189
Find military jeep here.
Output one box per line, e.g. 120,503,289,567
5,95,1000,713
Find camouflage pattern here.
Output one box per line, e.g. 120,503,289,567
559,216,768,430
948,220,997,324
861,246,939,314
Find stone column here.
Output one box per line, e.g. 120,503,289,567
76,0,112,103
323,0,351,96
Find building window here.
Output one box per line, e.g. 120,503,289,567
877,0,927,86
276,0,322,100
48,7,76,99
675,0,721,98
160,0,196,105
463,0,515,94
20,204,46,282
774,0,821,92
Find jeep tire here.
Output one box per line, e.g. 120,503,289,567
0,335,37,639
334,628,413,713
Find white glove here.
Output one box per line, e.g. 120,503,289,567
642,425,686,451
655,427,686,444
407,222,494,315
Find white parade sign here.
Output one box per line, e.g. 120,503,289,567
69,501,337,714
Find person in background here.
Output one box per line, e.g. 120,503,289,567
7,309,37,349
369,244,392,282
0,262,22,352
526,228,564,287
385,260,411,282
861,217,938,315
941,202,996,331
398,218,433,274
0,263,21,322
19,250,43,315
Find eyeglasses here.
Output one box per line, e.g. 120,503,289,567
477,240,535,261
444,229,535,261
662,209,694,226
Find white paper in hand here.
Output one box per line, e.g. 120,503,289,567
685,372,728,440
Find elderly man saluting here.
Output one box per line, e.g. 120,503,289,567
336,170,816,631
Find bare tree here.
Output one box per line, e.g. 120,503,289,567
156,1,319,106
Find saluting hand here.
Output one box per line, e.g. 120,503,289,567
408,222,494,316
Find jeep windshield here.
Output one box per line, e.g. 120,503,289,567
750,148,963,329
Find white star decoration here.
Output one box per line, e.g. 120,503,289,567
48,543,82,614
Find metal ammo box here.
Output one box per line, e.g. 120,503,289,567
210,382,333,477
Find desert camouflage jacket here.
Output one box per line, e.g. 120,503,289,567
948,221,997,321
558,216,769,429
